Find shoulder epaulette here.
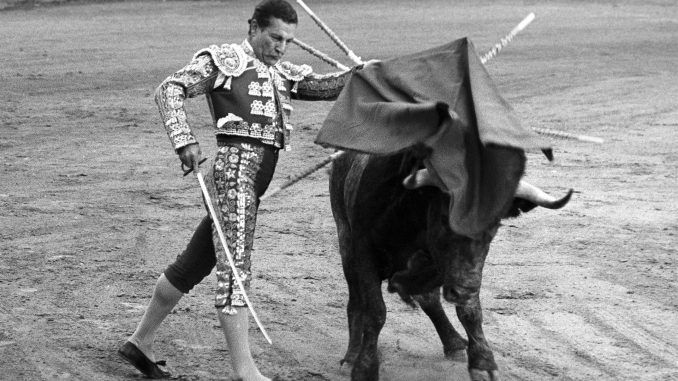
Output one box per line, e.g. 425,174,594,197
276,61,313,81
193,43,248,77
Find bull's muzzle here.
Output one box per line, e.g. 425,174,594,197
442,284,478,306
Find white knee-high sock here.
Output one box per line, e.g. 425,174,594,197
217,307,269,381
129,273,183,361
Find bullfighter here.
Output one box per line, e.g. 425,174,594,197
118,0,362,379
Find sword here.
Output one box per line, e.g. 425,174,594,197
194,170,273,345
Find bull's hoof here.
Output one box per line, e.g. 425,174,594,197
469,368,500,381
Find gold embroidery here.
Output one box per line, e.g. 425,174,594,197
250,100,264,115
263,100,276,118
261,81,274,97
247,81,261,96
193,43,248,78
211,142,265,310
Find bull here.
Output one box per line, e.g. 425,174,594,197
328,147,572,381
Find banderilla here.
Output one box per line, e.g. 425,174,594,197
295,0,363,65
292,38,350,71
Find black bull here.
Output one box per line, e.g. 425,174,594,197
329,148,572,381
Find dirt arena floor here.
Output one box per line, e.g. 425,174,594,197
1,0,676,380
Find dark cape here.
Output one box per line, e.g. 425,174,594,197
315,38,552,238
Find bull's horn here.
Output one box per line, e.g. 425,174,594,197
515,180,573,209
403,169,435,189
403,168,446,190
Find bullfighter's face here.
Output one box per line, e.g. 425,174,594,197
248,17,296,66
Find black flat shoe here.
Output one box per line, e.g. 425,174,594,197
118,341,170,379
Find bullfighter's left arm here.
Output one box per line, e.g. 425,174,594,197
293,68,358,101
276,61,357,101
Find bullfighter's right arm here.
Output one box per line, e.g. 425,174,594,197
154,53,219,151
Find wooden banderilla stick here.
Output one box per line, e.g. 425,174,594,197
259,151,344,202
295,0,363,65
533,127,604,144
292,38,350,71
480,12,535,63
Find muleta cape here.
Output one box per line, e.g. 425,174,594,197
315,38,552,238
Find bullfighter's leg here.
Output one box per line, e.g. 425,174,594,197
455,296,499,381
127,273,183,363
123,215,215,371
413,289,468,359
218,307,269,381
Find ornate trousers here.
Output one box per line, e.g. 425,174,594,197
204,137,277,313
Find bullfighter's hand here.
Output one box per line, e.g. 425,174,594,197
178,143,203,174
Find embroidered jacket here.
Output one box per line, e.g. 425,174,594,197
155,40,354,151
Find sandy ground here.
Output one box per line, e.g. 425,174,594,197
0,0,676,380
